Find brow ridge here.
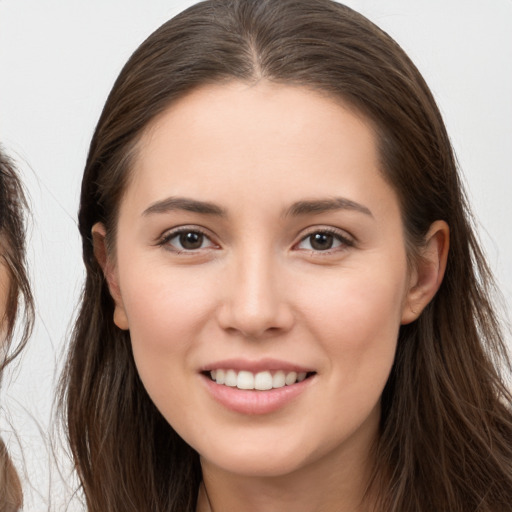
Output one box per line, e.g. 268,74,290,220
285,197,373,217
142,195,372,219
142,196,226,217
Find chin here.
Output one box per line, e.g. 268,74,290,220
204,454,309,479
196,434,319,478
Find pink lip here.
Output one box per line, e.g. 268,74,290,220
199,357,314,373
200,365,315,416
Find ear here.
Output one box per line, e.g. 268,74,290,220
91,222,129,330
401,220,449,325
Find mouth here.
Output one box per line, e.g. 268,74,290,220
203,369,316,391
200,361,317,414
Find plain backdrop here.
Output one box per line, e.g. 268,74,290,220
1,1,511,510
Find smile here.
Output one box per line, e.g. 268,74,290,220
202,368,316,415
209,369,309,390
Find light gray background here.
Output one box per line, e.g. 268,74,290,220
1,1,511,510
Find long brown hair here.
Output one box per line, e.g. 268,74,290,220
61,1,512,510
0,148,34,511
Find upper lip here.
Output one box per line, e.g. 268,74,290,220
200,358,315,374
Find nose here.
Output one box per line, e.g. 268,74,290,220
217,251,295,339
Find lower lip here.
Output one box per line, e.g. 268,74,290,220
201,374,314,415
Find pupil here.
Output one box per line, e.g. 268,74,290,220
311,233,333,250
180,232,203,249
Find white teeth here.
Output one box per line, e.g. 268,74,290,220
272,370,286,388
215,369,225,385
209,369,310,389
254,371,273,390
225,369,237,387
237,371,254,390
285,371,297,386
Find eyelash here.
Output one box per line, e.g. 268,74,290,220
294,228,355,254
158,226,216,254
157,226,355,255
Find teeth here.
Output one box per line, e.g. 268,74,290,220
285,371,297,386
209,369,310,390
225,369,237,387
272,370,286,388
254,371,273,390
237,371,254,390
215,369,225,384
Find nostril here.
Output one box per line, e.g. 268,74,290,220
216,291,295,339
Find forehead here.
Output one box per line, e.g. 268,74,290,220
122,81,397,221
141,81,373,148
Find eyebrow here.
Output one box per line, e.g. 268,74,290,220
142,195,372,219
284,197,373,218
142,197,226,217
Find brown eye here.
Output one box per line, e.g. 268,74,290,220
296,230,352,253
179,231,204,250
162,229,214,252
310,233,334,250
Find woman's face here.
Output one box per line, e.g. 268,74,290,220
103,82,423,478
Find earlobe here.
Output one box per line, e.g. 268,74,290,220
401,220,450,325
91,222,129,331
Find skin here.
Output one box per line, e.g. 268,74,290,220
94,81,448,512
0,257,10,339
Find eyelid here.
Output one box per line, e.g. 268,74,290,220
293,226,355,253
157,225,219,252
155,224,355,254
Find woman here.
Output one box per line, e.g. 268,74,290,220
61,1,512,511
0,148,34,511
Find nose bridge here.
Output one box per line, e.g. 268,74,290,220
219,242,292,338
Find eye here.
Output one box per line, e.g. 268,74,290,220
160,228,216,252
296,229,353,252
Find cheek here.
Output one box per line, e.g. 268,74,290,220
119,264,216,386
304,265,405,341
120,270,217,428
296,259,407,392
293,266,405,444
